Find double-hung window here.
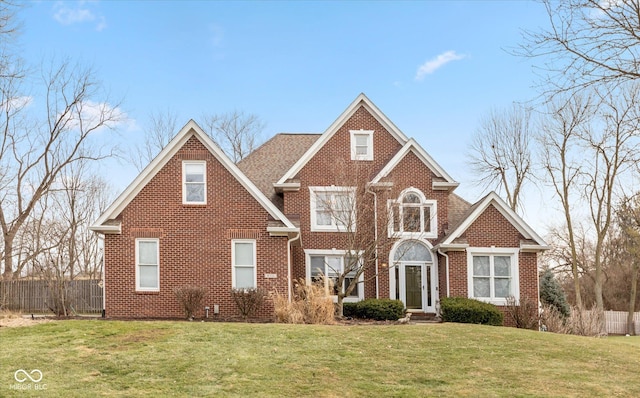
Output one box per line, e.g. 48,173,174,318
350,129,374,161
183,161,206,204
136,238,159,292
310,187,355,232
306,250,364,302
232,240,256,289
467,248,519,305
389,188,437,238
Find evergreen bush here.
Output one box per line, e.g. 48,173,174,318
440,297,503,326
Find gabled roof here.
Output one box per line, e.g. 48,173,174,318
91,120,297,234
370,138,459,191
276,93,409,185
438,192,549,252
238,133,320,210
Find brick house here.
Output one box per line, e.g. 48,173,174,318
91,93,548,321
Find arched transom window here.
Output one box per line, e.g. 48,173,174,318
389,188,437,238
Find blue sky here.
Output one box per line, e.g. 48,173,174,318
19,0,551,231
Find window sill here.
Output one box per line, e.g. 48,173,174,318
135,290,160,295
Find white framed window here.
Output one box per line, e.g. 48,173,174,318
183,161,206,204
305,249,364,302
136,238,159,292
467,248,519,305
388,188,437,238
350,129,374,161
309,186,356,232
232,240,256,289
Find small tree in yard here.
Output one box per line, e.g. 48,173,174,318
540,268,571,319
310,159,415,318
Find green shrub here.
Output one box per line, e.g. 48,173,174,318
440,297,503,326
344,299,405,321
343,302,358,318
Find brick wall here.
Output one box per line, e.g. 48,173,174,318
446,203,540,326
104,134,289,319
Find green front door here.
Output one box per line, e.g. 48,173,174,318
405,265,423,310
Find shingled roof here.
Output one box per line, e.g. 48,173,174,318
238,133,320,210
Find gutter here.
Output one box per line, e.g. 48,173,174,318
287,232,301,303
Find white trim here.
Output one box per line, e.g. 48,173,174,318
92,120,296,233
182,160,207,205
440,192,548,249
232,239,257,289
371,139,458,188
277,93,409,185
466,247,520,306
350,129,374,161
387,187,437,239
304,249,365,302
135,238,160,292
309,186,356,232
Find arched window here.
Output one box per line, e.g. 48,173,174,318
393,240,432,262
389,188,437,238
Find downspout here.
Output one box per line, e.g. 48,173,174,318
437,247,450,297
287,232,301,303
365,185,379,298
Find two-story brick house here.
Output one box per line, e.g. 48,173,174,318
91,93,548,321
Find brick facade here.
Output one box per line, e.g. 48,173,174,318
103,135,289,319
95,94,546,325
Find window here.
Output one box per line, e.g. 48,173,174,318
306,250,364,302
136,239,159,291
310,187,356,232
232,240,256,289
467,248,519,305
350,130,373,161
389,188,437,238
183,161,206,204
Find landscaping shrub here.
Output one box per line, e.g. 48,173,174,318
231,287,267,320
343,299,405,321
174,286,207,320
539,269,570,318
504,296,539,329
440,297,503,326
273,278,334,324
540,304,605,336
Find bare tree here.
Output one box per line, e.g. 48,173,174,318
468,104,534,211
538,93,592,309
612,196,640,334
0,59,121,279
584,85,640,326
520,0,640,96
130,109,178,171
200,110,265,163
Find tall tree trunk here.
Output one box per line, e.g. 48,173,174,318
628,263,639,335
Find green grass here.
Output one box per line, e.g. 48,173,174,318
1,320,639,397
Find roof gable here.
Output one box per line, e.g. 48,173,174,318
370,138,458,190
91,120,296,233
276,93,409,185
439,192,548,251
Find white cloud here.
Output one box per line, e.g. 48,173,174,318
59,101,134,134
0,96,33,110
415,51,466,81
53,2,107,31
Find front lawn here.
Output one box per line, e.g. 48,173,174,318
1,320,638,397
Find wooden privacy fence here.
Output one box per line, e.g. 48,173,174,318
605,310,640,335
0,279,103,314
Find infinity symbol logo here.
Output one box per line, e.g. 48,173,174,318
14,369,43,383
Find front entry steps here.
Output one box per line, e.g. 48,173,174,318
409,312,441,323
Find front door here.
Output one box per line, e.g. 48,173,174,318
405,264,423,310
391,240,437,313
